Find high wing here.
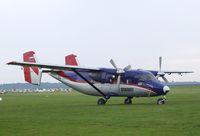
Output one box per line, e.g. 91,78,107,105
163,71,194,75
148,56,194,82
149,70,193,83
7,61,100,72
150,70,193,76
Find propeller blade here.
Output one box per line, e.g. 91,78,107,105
159,56,162,72
124,65,132,71
162,76,169,83
110,59,118,69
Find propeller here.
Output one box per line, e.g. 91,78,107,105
110,59,132,87
110,59,131,74
156,56,169,83
124,65,132,72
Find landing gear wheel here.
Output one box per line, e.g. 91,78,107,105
124,98,132,105
157,98,165,105
97,98,107,105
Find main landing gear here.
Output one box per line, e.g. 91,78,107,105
157,96,166,105
97,97,133,105
97,98,107,105
124,97,133,105
97,96,110,105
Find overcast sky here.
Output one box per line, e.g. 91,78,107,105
0,0,199,83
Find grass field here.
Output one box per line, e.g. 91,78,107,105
0,86,200,136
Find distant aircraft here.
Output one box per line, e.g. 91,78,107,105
7,51,193,105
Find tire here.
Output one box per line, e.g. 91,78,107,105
157,98,165,105
124,98,132,105
97,98,106,105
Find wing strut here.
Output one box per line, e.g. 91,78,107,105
73,70,108,99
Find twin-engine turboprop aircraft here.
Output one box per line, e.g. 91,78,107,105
7,51,193,105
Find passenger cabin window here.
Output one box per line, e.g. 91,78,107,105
120,77,126,84
125,78,138,84
126,79,132,84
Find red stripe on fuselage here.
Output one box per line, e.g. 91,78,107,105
58,71,86,83
126,84,152,91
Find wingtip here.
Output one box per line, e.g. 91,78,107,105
186,71,194,73
6,61,16,65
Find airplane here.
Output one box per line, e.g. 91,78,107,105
7,51,193,105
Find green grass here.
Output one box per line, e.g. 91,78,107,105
0,86,200,136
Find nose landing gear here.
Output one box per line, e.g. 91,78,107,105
157,96,166,105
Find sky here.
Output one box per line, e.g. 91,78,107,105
0,0,200,83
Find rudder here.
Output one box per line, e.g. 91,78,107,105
23,51,42,85
65,54,78,66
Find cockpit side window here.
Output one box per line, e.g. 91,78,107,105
125,71,156,85
136,73,155,81
134,73,156,82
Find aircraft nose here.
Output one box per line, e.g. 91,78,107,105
163,86,170,94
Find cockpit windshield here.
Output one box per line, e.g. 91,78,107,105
134,72,156,81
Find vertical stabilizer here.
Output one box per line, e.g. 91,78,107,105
65,54,78,66
23,51,42,85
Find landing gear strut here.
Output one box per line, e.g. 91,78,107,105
124,97,133,105
157,96,166,105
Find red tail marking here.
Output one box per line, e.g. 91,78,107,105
23,51,36,63
23,67,31,83
23,51,39,83
65,54,78,66
23,51,39,75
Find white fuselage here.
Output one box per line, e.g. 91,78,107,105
49,73,157,97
